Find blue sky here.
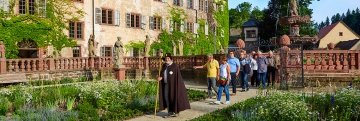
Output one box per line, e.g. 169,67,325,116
228,0,360,23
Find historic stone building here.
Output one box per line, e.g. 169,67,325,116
1,0,226,58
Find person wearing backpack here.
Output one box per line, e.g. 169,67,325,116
239,52,250,92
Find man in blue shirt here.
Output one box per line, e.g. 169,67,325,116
257,51,269,89
227,50,240,96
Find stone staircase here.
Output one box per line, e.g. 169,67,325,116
0,73,27,84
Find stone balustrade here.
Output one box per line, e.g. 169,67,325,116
1,50,359,74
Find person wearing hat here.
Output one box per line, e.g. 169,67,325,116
157,53,191,118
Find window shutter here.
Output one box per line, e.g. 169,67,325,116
126,13,130,28
149,16,154,30
112,46,116,57
184,21,187,32
205,0,208,13
95,8,102,24
114,10,120,26
193,23,198,34
162,18,166,30
101,46,105,56
0,0,9,12
170,20,173,32
37,0,46,18
173,0,176,5
181,0,184,7
141,15,146,29
221,5,224,11
130,47,134,56
193,0,197,10
205,24,208,35
180,21,184,32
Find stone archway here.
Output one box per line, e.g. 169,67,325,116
17,40,39,58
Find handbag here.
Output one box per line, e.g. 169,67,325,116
218,77,227,85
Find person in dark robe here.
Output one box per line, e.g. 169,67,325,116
157,53,191,118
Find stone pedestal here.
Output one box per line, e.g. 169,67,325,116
113,68,126,81
0,58,6,73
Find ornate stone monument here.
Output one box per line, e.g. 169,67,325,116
278,0,318,45
172,40,177,55
113,36,126,81
144,35,150,57
178,39,183,56
88,34,96,57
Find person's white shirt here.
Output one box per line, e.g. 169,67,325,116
251,58,258,70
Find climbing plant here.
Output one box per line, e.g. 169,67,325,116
150,1,229,56
0,0,85,58
124,40,145,54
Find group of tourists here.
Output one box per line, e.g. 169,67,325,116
155,50,278,118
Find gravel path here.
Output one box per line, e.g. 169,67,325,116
127,81,258,121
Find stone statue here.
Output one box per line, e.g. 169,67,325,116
172,40,177,55
289,0,298,16
178,39,183,56
114,36,125,68
0,41,5,58
88,34,96,57
144,35,151,57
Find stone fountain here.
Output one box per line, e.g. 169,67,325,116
275,0,318,45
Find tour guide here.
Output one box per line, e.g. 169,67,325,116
157,53,191,118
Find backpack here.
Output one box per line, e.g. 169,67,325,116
244,63,251,74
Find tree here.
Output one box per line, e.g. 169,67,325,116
325,16,330,26
0,0,85,58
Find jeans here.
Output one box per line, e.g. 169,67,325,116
258,72,267,89
217,84,230,101
207,77,218,98
251,70,258,86
240,71,250,90
267,66,277,86
230,73,237,93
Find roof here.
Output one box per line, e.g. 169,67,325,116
242,16,260,27
334,39,360,50
318,21,360,39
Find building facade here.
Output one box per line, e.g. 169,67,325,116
318,21,360,49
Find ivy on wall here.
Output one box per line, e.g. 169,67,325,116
150,1,229,56
124,40,145,54
0,0,85,58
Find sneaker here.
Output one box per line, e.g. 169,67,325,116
224,101,230,104
246,87,250,91
213,101,221,105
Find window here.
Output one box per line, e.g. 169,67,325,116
101,9,113,25
173,0,181,6
101,46,112,57
246,30,256,38
187,0,193,9
69,22,84,39
199,0,204,11
187,22,193,33
150,16,161,30
73,46,81,57
74,0,83,2
154,0,161,1
126,13,142,29
339,32,343,36
19,0,36,14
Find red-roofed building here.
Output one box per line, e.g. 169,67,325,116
318,21,360,48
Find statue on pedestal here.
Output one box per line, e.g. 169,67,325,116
0,41,5,58
114,36,124,68
178,39,183,56
289,0,298,16
172,40,177,55
144,35,151,57
88,34,96,57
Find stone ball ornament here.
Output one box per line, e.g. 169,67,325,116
235,39,245,49
279,34,291,45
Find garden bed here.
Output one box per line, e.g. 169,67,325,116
0,79,207,121
191,87,360,121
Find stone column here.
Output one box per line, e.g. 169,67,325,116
279,35,291,89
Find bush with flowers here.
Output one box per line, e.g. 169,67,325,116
192,85,360,121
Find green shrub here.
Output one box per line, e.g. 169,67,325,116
15,107,78,121
0,96,9,116
75,101,99,120
60,77,74,84
187,89,207,102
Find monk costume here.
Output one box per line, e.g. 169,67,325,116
158,53,191,118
